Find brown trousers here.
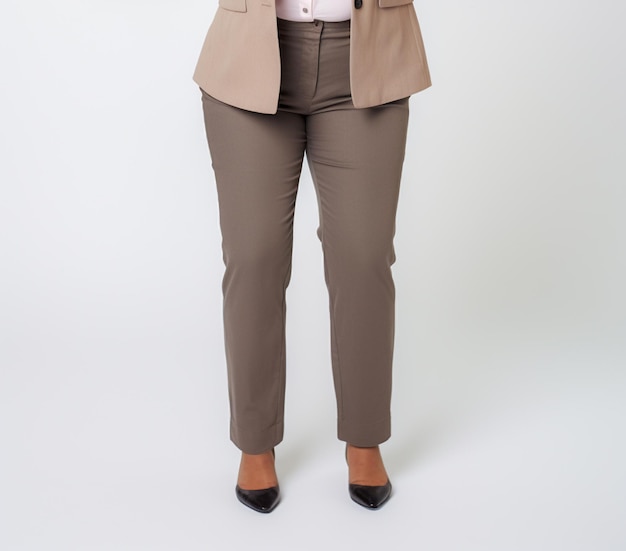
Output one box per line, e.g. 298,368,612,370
200,17,410,454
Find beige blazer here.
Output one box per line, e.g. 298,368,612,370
192,0,432,114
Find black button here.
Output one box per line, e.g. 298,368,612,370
355,0,362,8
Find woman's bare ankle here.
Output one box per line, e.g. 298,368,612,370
346,444,389,486
237,450,278,490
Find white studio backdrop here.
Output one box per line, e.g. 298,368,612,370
1,1,625,550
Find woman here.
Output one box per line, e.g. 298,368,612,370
193,0,431,513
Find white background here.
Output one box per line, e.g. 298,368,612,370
1,0,625,549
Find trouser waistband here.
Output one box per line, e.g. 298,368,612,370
276,17,351,32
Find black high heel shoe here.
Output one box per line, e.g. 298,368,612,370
235,448,280,513
345,443,392,509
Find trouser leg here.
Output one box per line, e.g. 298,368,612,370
200,89,306,454
305,97,410,446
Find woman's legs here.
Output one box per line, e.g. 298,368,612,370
201,89,306,455
306,97,410,447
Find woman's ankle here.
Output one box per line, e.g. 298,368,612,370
346,444,389,486
237,449,278,490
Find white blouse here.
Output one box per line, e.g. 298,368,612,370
275,0,352,22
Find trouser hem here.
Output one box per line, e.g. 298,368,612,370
230,419,285,455
337,416,391,447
